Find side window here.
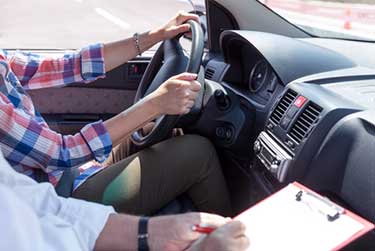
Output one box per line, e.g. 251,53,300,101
1,1,194,49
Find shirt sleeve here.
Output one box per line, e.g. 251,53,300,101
5,44,106,90
0,93,112,172
0,152,115,251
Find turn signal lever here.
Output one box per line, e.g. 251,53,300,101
214,90,231,111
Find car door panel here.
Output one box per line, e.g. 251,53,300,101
28,56,152,135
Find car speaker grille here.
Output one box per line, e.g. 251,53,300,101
289,102,323,144
270,89,298,125
205,67,215,80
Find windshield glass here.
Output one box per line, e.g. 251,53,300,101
0,0,195,49
260,0,375,42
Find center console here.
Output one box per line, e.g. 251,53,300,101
254,131,292,181
254,68,375,184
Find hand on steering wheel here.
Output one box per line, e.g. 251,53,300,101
158,11,200,40
148,73,201,116
131,20,205,147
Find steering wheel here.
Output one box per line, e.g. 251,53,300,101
131,20,205,147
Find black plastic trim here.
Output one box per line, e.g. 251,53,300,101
205,0,239,52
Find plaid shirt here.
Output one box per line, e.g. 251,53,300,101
0,44,112,189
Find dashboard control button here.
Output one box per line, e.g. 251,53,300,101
216,127,226,138
272,159,281,165
267,122,274,130
287,106,299,118
286,140,295,149
214,90,231,111
216,126,234,142
225,128,233,140
294,96,307,108
270,159,281,173
270,163,279,172
254,140,261,154
280,117,291,129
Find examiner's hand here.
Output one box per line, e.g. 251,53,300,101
148,212,230,251
148,72,201,115
158,11,200,40
189,221,250,251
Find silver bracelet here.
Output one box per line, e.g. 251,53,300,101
133,32,142,56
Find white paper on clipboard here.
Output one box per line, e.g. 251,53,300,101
235,183,374,251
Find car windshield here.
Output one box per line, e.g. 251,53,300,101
2,0,374,50
0,0,195,49
260,0,375,42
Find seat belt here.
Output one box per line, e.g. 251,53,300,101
55,168,80,198
34,168,49,183
34,168,79,198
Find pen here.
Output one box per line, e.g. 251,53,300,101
192,224,216,234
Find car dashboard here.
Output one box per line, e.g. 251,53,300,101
200,30,375,230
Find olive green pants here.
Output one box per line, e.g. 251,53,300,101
72,135,232,216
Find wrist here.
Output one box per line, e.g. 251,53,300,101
144,93,163,117
149,27,166,42
147,216,172,251
147,217,159,250
95,214,139,251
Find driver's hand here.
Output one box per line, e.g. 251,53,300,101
188,221,250,251
148,72,201,115
158,11,200,40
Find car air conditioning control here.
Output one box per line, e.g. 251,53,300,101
254,131,293,182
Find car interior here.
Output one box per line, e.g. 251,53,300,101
22,0,375,249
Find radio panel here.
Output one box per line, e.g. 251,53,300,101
254,132,292,182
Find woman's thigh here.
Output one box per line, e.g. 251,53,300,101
72,135,230,215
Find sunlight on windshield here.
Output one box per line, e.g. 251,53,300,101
259,0,375,41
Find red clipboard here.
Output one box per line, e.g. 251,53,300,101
234,182,374,251
293,182,374,251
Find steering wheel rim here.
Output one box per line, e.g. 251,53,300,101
131,20,205,147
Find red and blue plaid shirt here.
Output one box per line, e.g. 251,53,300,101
0,44,113,189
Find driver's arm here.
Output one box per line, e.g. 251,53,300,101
3,12,198,91
103,72,200,147
0,91,112,173
103,11,199,72
4,44,106,90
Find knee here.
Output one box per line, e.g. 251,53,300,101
176,135,220,172
178,135,217,159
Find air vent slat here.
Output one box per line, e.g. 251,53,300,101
300,114,315,124
307,106,321,115
284,96,294,103
304,110,319,120
269,89,298,125
274,110,284,117
271,114,282,124
205,67,215,80
295,122,309,132
298,117,311,125
278,103,288,110
290,130,304,141
288,101,322,145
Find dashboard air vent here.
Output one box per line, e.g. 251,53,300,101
270,89,298,124
205,67,215,80
289,102,323,144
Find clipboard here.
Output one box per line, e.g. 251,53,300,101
235,182,374,251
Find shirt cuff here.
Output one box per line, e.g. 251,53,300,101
58,197,116,251
80,120,112,163
80,43,106,81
